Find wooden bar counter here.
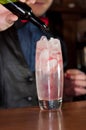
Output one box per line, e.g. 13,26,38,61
0,101,86,130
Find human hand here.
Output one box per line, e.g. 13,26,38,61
0,4,18,31
64,69,86,97
0,0,36,31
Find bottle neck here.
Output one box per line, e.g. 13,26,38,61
1,0,51,38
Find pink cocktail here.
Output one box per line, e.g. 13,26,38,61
36,36,63,110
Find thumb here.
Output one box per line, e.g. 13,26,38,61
6,13,18,25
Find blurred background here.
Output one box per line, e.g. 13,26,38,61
47,0,86,73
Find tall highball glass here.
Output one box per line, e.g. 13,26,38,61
35,36,63,110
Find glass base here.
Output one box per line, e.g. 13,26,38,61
39,99,62,111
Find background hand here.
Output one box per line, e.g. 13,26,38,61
64,69,86,97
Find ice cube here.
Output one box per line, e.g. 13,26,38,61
49,59,57,69
48,59,57,73
39,49,49,60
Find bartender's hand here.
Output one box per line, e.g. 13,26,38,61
64,69,86,98
0,0,36,31
0,4,18,31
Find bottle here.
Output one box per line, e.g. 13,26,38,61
0,0,49,33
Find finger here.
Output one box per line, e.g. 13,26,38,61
0,4,9,12
6,13,18,24
74,87,86,96
65,71,86,80
65,69,84,75
70,74,86,80
19,0,25,2
73,80,86,87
